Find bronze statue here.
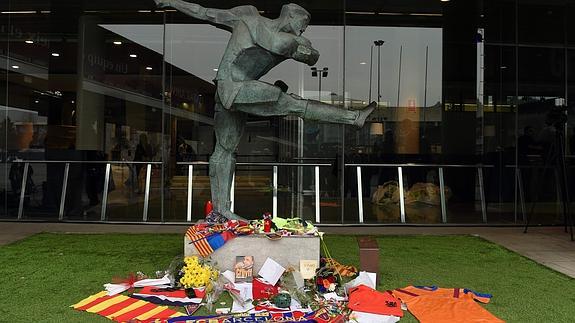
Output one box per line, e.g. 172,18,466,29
155,0,376,220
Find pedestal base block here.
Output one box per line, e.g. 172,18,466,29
184,235,320,273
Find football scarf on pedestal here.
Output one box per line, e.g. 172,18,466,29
185,221,251,257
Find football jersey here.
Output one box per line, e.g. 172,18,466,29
392,286,504,323
348,285,403,317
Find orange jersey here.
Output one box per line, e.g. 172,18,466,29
393,286,504,323
393,286,493,303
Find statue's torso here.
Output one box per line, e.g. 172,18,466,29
215,20,285,82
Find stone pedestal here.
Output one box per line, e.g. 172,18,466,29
185,235,320,273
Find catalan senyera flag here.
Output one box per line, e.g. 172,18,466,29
184,222,243,257
71,291,186,323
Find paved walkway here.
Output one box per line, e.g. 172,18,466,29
1,222,574,278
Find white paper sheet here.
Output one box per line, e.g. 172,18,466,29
234,282,253,302
231,299,255,313
222,270,236,283
257,258,285,286
344,271,377,292
351,311,400,323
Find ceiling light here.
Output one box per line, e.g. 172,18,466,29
360,62,367,65
25,40,34,44
213,68,218,71
51,53,60,57
146,66,153,70
113,41,122,45
1,11,36,14
441,0,450,2
11,65,19,69
129,54,137,58
34,100,39,104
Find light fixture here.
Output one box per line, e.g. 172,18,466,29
34,100,39,104
146,66,153,70
51,52,60,57
25,40,34,44
360,62,367,65
11,65,19,69
113,41,122,45
129,54,137,58
311,66,328,77
1,11,36,14
441,0,450,2
213,68,219,71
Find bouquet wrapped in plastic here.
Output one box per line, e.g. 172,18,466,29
167,255,219,299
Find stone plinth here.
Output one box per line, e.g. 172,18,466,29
185,235,320,273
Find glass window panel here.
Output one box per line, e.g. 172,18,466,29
403,167,442,224
483,0,516,44
518,2,564,45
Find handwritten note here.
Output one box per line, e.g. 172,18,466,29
299,260,319,280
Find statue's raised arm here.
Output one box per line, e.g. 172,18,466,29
154,0,237,29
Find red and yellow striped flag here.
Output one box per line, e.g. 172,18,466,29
71,291,185,323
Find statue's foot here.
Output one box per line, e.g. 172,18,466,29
222,210,248,222
353,101,377,128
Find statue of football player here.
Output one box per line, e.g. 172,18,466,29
154,0,376,220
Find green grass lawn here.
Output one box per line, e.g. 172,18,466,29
0,233,573,322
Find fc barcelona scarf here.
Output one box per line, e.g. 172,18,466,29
72,291,185,322
167,311,314,323
185,220,252,257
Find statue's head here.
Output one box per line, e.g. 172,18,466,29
280,3,311,36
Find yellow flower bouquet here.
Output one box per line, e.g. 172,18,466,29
174,256,219,298
180,256,219,288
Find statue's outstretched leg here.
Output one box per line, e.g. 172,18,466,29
232,82,376,127
209,105,246,221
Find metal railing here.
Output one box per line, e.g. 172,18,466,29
177,161,332,223
10,160,162,221
346,163,494,224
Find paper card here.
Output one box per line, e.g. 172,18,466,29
234,282,254,302
222,270,236,283
231,299,255,313
234,256,254,282
299,260,319,280
258,258,285,286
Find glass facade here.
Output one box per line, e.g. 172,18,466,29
1,0,574,225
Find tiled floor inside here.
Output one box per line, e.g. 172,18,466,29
1,221,574,278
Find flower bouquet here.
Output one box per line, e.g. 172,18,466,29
169,256,219,299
